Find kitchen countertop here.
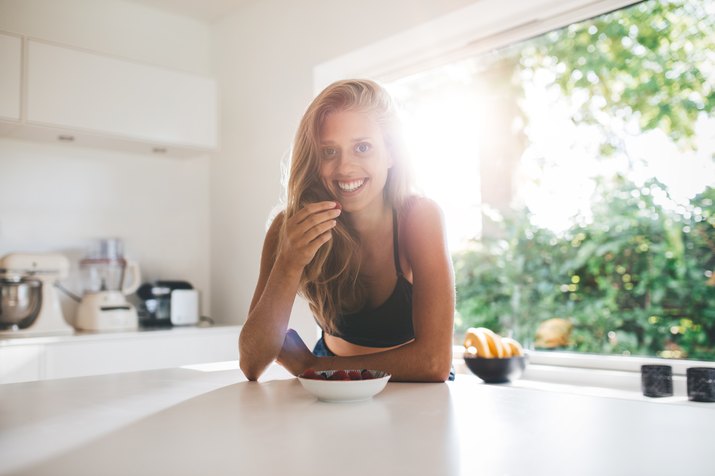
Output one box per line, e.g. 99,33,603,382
1,362,713,476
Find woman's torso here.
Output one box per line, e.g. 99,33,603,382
323,202,416,356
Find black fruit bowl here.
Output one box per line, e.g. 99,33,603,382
464,355,527,383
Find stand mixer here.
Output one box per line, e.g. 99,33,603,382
75,239,141,332
0,253,74,335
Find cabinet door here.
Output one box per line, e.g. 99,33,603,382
26,40,217,150
0,345,43,384
0,32,22,122
43,329,238,380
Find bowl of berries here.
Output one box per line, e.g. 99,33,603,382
298,369,391,403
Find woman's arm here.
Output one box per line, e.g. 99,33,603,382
239,202,341,381
278,198,455,382
400,197,455,380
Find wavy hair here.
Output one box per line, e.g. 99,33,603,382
282,79,413,334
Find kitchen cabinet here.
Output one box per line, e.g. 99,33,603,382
0,37,217,157
0,32,22,122
0,325,240,384
0,344,43,384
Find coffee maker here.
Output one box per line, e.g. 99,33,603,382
74,239,141,332
136,280,198,328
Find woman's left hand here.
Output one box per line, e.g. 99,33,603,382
277,329,317,376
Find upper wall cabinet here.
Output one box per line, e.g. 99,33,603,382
0,37,218,157
0,32,22,122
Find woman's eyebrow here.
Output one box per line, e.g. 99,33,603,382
320,136,372,144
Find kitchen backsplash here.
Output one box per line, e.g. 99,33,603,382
0,137,212,320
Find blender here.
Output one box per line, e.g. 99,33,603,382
75,239,141,332
0,253,74,335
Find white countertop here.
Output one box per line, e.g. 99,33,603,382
1,362,713,476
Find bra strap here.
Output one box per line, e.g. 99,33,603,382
392,208,404,276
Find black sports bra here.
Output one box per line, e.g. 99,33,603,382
327,210,415,348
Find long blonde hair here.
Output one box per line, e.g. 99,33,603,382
283,79,413,334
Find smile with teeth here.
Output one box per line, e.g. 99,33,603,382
336,178,367,193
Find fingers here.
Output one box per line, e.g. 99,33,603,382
287,202,341,244
304,218,337,243
300,200,340,215
294,201,340,224
278,201,341,268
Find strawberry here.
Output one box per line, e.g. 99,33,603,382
361,369,374,380
348,370,362,380
301,369,320,380
329,370,349,380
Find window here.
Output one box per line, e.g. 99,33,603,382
385,0,715,363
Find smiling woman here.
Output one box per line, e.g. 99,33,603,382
238,79,455,382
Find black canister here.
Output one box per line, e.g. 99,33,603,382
641,364,673,397
687,367,715,402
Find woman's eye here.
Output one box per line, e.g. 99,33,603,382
322,147,338,159
355,142,371,154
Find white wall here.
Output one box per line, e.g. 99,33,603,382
210,0,476,341
0,0,213,322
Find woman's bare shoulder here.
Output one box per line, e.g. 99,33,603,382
398,196,447,263
399,195,445,228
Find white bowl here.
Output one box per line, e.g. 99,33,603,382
298,370,391,403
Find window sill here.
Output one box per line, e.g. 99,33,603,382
454,346,713,376
454,346,714,404
525,349,713,377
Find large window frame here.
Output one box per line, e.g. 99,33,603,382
314,0,713,378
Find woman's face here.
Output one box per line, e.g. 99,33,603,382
318,109,393,214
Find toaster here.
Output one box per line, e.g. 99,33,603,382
170,289,200,326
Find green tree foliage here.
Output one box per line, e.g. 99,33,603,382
521,0,715,150
454,179,715,359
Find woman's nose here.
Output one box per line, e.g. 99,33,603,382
335,153,356,173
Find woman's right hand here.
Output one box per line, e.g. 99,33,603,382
276,201,341,271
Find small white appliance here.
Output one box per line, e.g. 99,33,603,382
170,289,199,326
0,253,74,335
74,238,141,332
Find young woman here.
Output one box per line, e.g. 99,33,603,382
239,79,455,382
